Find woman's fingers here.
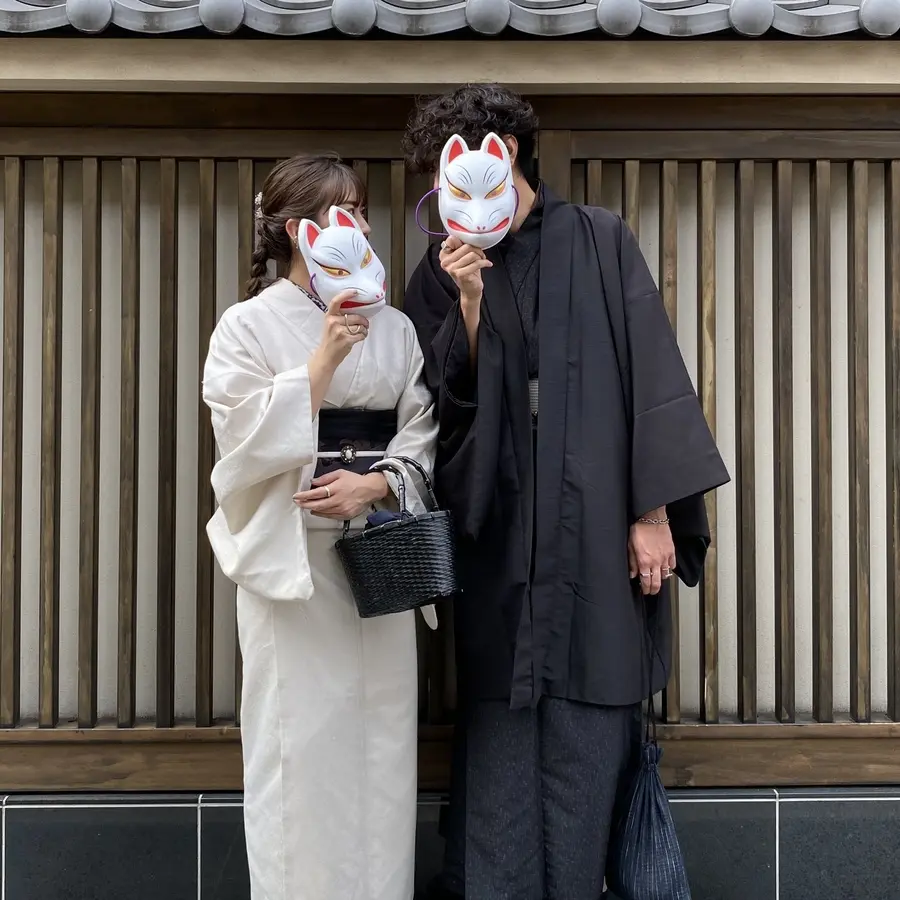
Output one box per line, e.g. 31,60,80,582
327,290,359,316
649,566,662,595
342,313,369,331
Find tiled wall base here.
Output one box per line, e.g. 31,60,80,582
2,789,899,899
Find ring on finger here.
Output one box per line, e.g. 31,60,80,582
640,571,651,579
324,486,331,499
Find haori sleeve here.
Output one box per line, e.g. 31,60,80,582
202,309,315,534
618,220,730,585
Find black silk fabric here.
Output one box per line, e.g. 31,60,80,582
404,187,730,710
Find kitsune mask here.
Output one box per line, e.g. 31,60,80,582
298,206,387,318
438,132,517,250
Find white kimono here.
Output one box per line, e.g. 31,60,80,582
203,278,438,900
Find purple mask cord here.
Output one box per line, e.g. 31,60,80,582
414,188,447,238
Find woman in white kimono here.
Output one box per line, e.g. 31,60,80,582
203,155,438,900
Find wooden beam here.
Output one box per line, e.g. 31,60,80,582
3,40,900,95
0,724,899,792
5,94,900,132
572,131,900,162
0,129,402,160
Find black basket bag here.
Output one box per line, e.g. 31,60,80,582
334,456,458,618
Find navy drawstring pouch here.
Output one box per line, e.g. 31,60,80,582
606,599,692,900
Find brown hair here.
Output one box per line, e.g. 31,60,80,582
244,154,366,301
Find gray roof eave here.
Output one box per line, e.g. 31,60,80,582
1,0,898,38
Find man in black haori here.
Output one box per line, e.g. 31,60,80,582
402,85,729,900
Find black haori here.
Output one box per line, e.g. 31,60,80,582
335,455,457,618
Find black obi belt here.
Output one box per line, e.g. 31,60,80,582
315,408,398,479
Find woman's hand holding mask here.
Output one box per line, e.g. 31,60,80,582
308,291,370,416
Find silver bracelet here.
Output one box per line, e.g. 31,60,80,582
638,515,669,525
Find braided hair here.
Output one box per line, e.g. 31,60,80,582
244,154,366,301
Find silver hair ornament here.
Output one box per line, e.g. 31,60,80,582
254,192,263,220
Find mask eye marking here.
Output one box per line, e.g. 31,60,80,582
320,265,350,278
361,248,372,268
484,180,507,200
447,180,472,201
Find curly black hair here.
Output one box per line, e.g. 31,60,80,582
402,83,539,179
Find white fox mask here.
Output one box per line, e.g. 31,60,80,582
438,132,517,250
298,206,387,318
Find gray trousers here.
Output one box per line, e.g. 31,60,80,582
464,698,639,900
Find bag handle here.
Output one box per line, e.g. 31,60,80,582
340,456,437,536
371,455,440,512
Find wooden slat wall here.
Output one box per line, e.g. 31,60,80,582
0,118,897,791
117,158,139,729
1,157,24,728
38,157,62,729
811,160,834,724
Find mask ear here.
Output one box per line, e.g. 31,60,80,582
440,134,468,172
328,206,361,231
299,219,321,255
481,132,509,165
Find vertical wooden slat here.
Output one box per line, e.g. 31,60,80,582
196,159,217,728
390,160,405,310
848,160,871,724
352,159,368,183
118,158,140,728
810,160,833,723
586,161,603,207
888,161,900,723
697,160,719,723
735,160,757,723
235,158,254,725
39,158,63,728
78,158,102,728
237,159,255,300
0,158,24,728
157,158,178,728
659,160,680,725
773,160,795,723
624,160,640,238
570,163,585,206
538,130,572,201
884,159,900,721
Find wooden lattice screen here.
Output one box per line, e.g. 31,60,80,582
0,103,898,791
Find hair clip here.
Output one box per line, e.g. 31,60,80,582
254,192,263,220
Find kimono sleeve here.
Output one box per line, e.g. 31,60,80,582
619,222,730,582
203,309,315,534
406,249,503,540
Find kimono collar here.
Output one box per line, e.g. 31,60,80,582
258,278,324,324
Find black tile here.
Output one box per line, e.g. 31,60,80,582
780,796,900,900
5,801,197,900
201,804,250,900
668,796,777,900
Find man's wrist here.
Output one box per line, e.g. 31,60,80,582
637,506,669,525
